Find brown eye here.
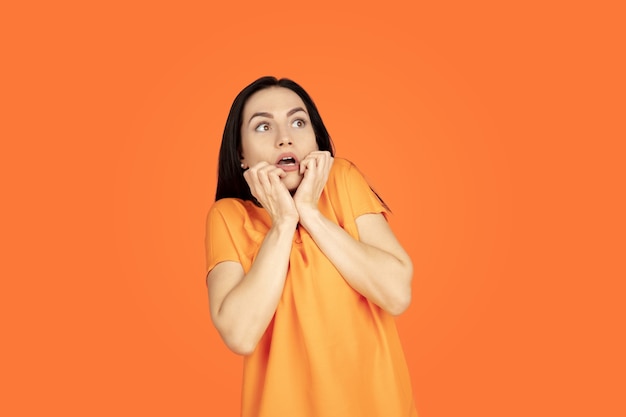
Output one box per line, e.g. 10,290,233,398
291,119,305,128
255,123,270,132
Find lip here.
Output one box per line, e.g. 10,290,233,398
274,152,300,172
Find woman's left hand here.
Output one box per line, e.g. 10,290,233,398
293,151,334,216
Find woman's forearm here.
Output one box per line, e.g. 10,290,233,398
299,210,413,315
213,219,296,355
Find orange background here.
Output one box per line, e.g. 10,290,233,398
2,1,624,416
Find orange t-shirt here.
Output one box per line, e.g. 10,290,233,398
205,158,417,417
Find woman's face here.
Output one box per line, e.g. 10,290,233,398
240,87,319,192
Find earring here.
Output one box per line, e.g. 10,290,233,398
240,163,245,169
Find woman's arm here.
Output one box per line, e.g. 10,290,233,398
295,152,413,315
299,210,413,315
208,163,299,355
207,218,296,355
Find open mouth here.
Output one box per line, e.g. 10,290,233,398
277,156,297,166
275,153,299,167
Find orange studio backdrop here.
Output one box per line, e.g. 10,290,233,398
1,1,624,416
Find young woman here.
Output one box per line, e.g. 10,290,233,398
205,76,417,416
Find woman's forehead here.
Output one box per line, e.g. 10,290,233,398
243,87,305,115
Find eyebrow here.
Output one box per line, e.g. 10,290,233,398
248,107,307,124
287,107,307,117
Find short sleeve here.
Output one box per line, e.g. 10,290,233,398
204,199,244,276
342,160,388,220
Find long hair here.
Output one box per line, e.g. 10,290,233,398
215,76,335,201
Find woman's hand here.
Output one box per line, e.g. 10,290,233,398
244,162,299,226
293,151,334,218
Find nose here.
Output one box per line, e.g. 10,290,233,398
275,130,293,147
277,138,293,147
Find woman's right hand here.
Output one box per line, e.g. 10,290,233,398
243,162,299,226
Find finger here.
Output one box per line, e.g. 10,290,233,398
309,152,327,179
255,163,283,174
299,157,310,175
301,156,318,176
249,161,270,172
316,153,327,176
267,166,287,182
260,165,287,186
268,169,286,189
247,163,287,195
260,166,289,195
245,162,269,183
300,151,321,174
243,163,269,197
256,166,274,194
317,152,333,176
